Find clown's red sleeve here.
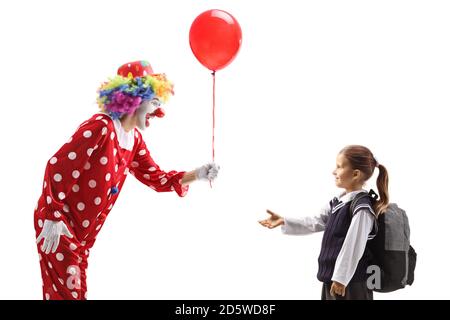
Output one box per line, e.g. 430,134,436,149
130,132,189,197
41,117,109,221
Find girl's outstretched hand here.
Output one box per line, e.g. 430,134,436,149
259,209,285,229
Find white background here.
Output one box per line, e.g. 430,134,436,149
0,0,449,300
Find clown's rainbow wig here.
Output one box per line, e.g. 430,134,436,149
97,74,174,120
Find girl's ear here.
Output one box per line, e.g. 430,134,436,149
353,169,362,181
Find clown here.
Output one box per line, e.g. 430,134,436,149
34,61,219,300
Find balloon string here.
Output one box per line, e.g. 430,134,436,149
210,71,216,188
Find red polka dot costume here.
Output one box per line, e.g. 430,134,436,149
34,62,188,300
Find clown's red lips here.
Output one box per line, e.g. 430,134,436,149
145,113,151,127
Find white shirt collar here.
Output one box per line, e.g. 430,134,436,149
338,189,368,204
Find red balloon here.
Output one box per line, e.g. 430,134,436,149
189,9,242,71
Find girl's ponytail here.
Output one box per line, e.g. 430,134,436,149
375,164,389,215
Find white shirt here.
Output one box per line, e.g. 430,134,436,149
100,112,135,151
281,190,375,286
112,119,135,151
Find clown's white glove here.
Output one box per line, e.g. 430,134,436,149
195,162,220,181
36,220,73,254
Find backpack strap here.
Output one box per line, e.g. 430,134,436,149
349,190,377,216
350,189,379,238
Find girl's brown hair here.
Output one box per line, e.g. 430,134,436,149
340,145,389,215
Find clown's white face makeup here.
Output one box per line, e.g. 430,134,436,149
136,98,161,130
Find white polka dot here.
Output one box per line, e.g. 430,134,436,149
72,170,80,179
101,127,107,135
87,148,93,156
124,168,129,175
149,185,156,190
170,186,175,191
58,192,65,200
49,157,57,165
70,221,74,227
53,173,62,182
149,167,156,172
63,204,69,213
53,284,58,292
69,243,77,250
72,292,78,299
131,161,139,168
68,152,77,160
94,197,101,205
43,181,47,188
72,184,80,192
84,162,91,170
67,136,73,143
46,196,52,204
115,164,118,172
83,130,92,138
138,149,146,156
101,119,108,125
96,116,103,120
88,180,97,188
78,257,83,263
77,202,85,211
39,254,42,261
143,174,150,180
135,131,138,138
100,157,108,165
159,174,165,179
54,211,61,218
160,178,168,185
48,262,53,269
93,144,98,150
45,293,50,300
81,241,86,246
38,219,43,228
82,220,90,228
110,132,115,140
107,188,111,196
68,266,77,275
96,224,102,231
108,204,113,210
113,148,117,156
105,173,111,181
45,270,49,276
85,249,89,255
56,253,64,261
58,278,64,285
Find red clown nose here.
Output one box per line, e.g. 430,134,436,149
153,108,165,118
